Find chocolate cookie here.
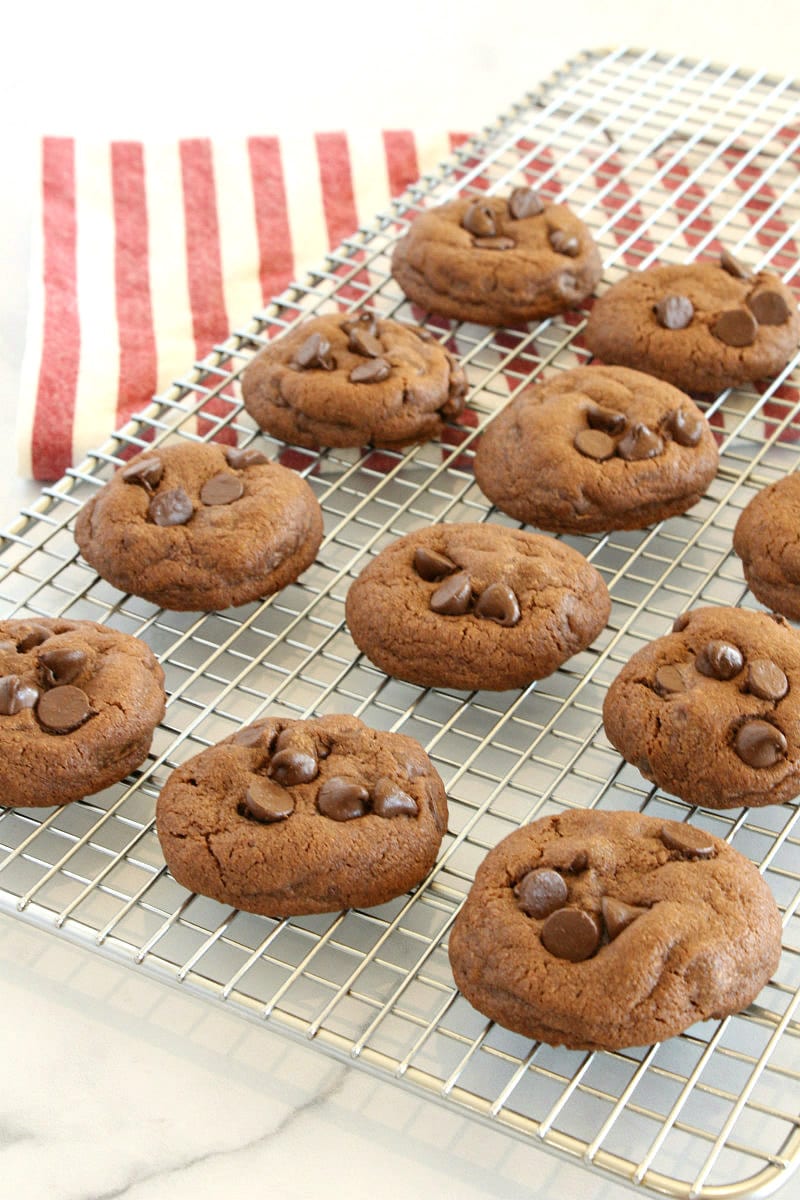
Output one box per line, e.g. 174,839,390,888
0,617,166,807
448,809,782,1050
603,606,800,808
241,312,467,449
734,473,800,620
391,187,602,326
474,365,718,533
74,442,323,611
584,254,799,393
344,523,610,691
156,714,448,916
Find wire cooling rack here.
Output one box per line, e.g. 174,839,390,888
2,47,800,1200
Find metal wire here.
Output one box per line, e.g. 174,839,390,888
2,46,800,1199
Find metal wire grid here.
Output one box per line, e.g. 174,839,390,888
1,46,800,1199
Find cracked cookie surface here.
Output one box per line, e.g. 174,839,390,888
734,473,800,620
448,808,781,1049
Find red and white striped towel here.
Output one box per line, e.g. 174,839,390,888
18,130,470,481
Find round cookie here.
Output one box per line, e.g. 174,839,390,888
734,473,800,620
448,809,782,1050
474,365,719,534
241,312,468,449
584,253,799,393
156,714,448,916
391,187,602,326
74,442,323,611
0,617,166,807
344,523,610,691
603,606,800,808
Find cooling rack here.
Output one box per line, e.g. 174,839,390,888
2,46,800,1200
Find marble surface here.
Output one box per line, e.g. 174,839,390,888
2,4,799,1197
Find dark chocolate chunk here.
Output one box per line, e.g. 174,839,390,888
745,659,789,702
349,358,391,384
430,570,472,616
667,408,703,447
617,422,664,462
672,612,691,632
317,776,370,821
660,822,715,859
342,311,378,337
200,472,244,507
225,446,268,469
712,308,757,347
293,331,335,370
17,625,52,652
348,327,384,358
747,290,792,326
540,907,601,961
734,719,788,768
413,546,458,582
720,248,752,280
269,746,318,786
148,487,193,527
654,663,694,696
36,685,93,734
473,236,516,250
462,201,496,238
121,457,164,491
514,868,568,918
231,721,272,747
587,405,627,435
508,187,544,219
695,640,743,681
653,294,694,330
473,582,520,627
371,777,418,818
244,777,295,823
549,229,579,257
0,674,40,715
601,896,648,941
38,647,87,687
574,428,616,461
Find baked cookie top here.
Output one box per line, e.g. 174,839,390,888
448,809,782,1050
74,442,323,612
344,522,610,692
391,188,602,326
585,254,799,393
0,617,166,807
602,605,800,808
156,714,448,917
241,312,468,449
474,365,719,533
734,473,800,621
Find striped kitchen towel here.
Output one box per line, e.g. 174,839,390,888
18,130,471,481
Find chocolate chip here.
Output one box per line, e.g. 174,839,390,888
720,248,752,280
293,331,335,370
232,721,272,747
712,307,757,347
121,457,164,490
508,187,544,219
601,896,648,941
654,663,694,696
695,640,743,681
473,235,516,251
734,719,788,768
342,311,378,337
36,685,93,733
371,777,418,818
653,294,694,330
243,776,295,823
587,405,627,435
549,229,579,256
514,868,568,918
317,776,370,821
747,289,792,326
745,659,789,702
349,358,391,384
38,647,87,686
225,446,268,469
269,746,318,786
473,582,520,627
0,675,40,715
672,612,691,632
462,200,496,238
413,547,457,582
148,487,193,526
348,327,384,358
574,428,616,460
660,822,716,859
667,408,703,447
540,908,601,961
430,571,472,616
16,625,52,652
617,422,664,461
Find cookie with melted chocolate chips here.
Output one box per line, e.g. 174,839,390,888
603,605,800,807
156,714,448,916
448,809,781,1050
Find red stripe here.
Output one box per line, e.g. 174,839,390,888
650,155,719,253
718,146,799,274
111,141,157,430
382,131,419,198
32,138,80,481
315,132,359,249
591,151,658,266
448,132,471,152
247,136,295,304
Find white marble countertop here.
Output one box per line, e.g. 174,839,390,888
2,4,798,1197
